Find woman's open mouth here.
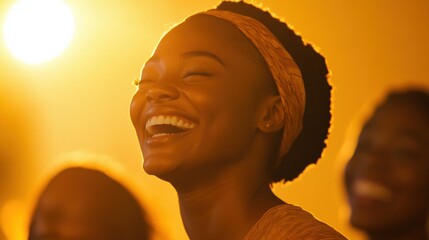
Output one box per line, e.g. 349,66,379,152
145,115,195,138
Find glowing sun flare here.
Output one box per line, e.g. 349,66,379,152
3,0,75,64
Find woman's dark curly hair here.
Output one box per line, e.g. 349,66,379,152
382,88,429,120
216,1,331,183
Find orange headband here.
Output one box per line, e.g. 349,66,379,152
202,10,306,160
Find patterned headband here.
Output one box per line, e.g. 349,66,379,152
202,10,306,160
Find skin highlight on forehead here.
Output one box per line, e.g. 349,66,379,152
167,14,277,94
186,14,267,65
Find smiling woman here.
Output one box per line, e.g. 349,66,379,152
344,87,429,240
3,0,74,64
130,1,346,239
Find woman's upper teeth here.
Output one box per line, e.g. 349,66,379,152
146,115,195,130
353,179,393,202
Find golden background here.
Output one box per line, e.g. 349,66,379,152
1,0,428,239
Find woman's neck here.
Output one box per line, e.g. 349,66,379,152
176,172,283,240
171,133,284,240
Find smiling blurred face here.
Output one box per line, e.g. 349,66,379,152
130,15,274,182
345,98,429,235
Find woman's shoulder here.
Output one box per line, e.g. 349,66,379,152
245,203,347,240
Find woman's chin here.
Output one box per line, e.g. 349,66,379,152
142,158,178,180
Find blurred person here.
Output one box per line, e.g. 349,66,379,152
28,166,153,240
130,1,346,239
344,88,429,240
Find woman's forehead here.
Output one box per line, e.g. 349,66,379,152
175,14,242,41
365,100,429,143
155,14,259,59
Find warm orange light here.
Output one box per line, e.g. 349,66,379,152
1,200,28,240
3,0,75,64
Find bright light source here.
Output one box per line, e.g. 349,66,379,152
3,0,75,64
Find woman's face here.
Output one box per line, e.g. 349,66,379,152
130,15,273,181
30,176,108,240
345,99,429,234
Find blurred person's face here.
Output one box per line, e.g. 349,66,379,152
30,176,108,240
345,99,429,235
130,15,273,183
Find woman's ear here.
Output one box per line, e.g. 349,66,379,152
257,95,285,133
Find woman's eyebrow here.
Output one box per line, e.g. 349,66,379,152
182,51,226,67
144,56,159,65
140,57,160,76
395,128,426,145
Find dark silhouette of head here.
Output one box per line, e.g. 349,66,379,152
29,167,152,240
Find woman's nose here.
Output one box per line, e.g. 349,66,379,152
349,148,390,176
145,83,180,103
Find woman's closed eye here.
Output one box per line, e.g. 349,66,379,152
355,137,372,154
140,77,157,84
133,77,154,87
135,71,159,86
387,142,422,162
182,69,212,79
